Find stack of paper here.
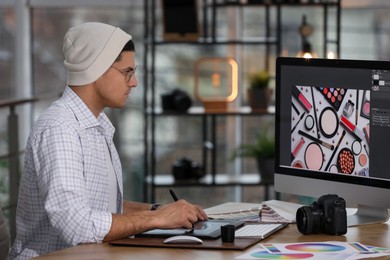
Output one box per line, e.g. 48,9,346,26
205,202,262,221
260,200,302,223
204,200,303,223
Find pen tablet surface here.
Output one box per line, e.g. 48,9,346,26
136,220,244,239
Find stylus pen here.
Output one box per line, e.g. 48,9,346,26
169,189,195,231
169,189,179,201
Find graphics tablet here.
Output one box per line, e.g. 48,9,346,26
136,219,244,239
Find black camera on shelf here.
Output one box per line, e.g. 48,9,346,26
296,194,347,235
161,89,192,112
172,157,205,181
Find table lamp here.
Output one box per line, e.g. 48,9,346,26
194,57,238,112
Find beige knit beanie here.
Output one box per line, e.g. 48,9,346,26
63,22,132,86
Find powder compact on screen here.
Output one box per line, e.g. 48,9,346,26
319,107,339,138
304,142,324,170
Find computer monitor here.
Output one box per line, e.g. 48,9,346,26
274,57,390,226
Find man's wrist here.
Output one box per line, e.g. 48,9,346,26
150,203,162,211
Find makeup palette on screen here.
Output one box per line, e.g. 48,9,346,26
290,85,370,177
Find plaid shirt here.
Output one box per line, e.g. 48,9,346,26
10,87,123,259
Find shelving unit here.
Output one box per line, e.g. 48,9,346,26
142,0,341,203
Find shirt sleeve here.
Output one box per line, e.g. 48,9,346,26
32,125,112,245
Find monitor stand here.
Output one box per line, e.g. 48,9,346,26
347,204,390,227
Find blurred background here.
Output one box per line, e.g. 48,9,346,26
1,0,390,243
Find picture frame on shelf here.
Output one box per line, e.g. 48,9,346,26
162,0,200,41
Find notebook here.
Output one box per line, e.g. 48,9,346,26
136,219,244,239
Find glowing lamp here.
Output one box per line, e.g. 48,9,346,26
194,57,238,112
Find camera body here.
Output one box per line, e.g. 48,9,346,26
161,89,192,112
172,157,205,180
296,194,347,235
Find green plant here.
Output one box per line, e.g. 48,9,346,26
231,129,275,160
248,70,270,89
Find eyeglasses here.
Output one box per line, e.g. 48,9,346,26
110,65,137,83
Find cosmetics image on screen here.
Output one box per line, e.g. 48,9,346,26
340,115,365,141
337,148,355,174
355,90,359,125
360,90,370,119
363,124,370,144
291,137,305,160
298,130,334,150
359,153,368,167
358,168,369,177
342,99,354,118
318,87,347,111
292,160,305,168
319,107,339,138
324,130,346,171
305,115,314,131
304,142,324,170
292,85,312,112
364,144,369,156
311,87,320,138
291,112,305,133
329,164,339,173
352,140,362,155
292,102,300,116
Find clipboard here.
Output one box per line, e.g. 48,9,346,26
136,220,244,239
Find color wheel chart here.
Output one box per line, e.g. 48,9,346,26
250,250,313,259
262,242,370,254
237,242,372,260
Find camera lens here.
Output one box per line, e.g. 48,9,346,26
296,204,323,235
173,92,192,111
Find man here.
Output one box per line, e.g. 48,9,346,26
9,22,207,259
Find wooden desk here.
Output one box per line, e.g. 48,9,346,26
34,223,390,259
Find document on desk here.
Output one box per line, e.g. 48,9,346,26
205,200,302,223
260,200,302,223
205,202,262,221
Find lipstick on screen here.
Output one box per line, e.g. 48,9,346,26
292,86,312,112
291,137,305,159
340,115,365,141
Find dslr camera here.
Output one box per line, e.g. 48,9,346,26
161,89,192,112
172,157,205,181
296,194,347,235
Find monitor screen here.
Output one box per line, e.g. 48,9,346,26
274,57,390,226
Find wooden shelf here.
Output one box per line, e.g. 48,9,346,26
146,173,274,187
151,37,279,45
147,106,275,116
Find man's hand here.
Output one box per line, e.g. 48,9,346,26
152,200,208,229
104,200,208,242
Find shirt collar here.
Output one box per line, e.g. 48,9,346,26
61,86,115,138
